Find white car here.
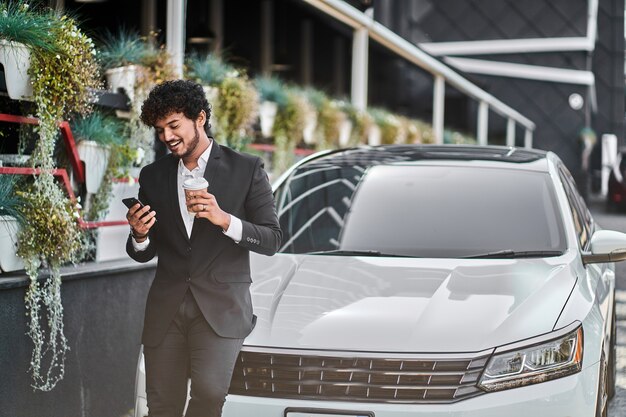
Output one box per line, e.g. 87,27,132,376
135,145,622,417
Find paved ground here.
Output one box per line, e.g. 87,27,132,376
588,196,626,417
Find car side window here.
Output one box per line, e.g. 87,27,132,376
557,165,592,250
274,163,362,253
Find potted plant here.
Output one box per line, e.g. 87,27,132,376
16,175,85,392
370,108,401,145
0,174,24,272
185,52,236,105
272,89,307,174
214,74,258,151
98,29,150,105
305,88,343,151
0,1,59,101
1,2,100,391
98,29,175,167
71,112,125,196
339,101,373,147
255,77,288,138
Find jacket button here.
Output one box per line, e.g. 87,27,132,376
187,246,192,253
186,276,191,282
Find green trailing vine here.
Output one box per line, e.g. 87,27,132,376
3,3,101,391
273,90,307,174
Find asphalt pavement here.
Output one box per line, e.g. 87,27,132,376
588,195,626,417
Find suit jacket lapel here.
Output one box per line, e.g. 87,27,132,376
168,156,190,242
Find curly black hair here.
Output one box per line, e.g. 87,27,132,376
140,79,212,133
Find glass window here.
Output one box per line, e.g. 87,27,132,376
277,162,567,258
557,165,593,250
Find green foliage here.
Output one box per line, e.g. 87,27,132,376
255,77,288,107
370,108,401,145
338,100,372,146
186,52,236,87
97,28,150,70
443,129,476,145
0,1,60,54
3,3,100,392
16,173,84,391
0,174,24,223
71,112,125,147
273,90,308,174
215,76,258,151
29,15,101,169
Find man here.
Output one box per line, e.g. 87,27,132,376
125,79,282,417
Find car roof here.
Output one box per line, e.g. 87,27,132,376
302,145,551,172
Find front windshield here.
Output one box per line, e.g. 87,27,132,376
276,162,566,258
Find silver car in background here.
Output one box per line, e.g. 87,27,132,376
135,145,624,417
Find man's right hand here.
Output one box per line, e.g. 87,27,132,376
127,203,156,242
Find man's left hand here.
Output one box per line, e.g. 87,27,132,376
187,190,231,231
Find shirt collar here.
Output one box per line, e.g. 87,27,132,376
178,139,213,176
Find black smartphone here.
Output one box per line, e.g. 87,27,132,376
122,197,144,210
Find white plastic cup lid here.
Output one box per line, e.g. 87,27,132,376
182,177,209,190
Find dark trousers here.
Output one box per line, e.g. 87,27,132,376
144,291,244,417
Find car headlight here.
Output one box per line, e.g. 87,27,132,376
478,321,583,392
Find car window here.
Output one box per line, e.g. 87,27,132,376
276,162,567,258
557,165,592,250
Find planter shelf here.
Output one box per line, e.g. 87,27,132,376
0,40,33,101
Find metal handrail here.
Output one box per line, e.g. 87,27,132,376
301,0,536,133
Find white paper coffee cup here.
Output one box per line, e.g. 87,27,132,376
182,177,209,214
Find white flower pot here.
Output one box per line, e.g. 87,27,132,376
368,124,382,146
338,119,353,147
302,111,318,145
95,180,140,262
0,40,33,101
77,140,110,194
106,65,138,104
0,215,24,272
259,101,278,138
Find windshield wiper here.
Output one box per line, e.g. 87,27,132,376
306,249,411,257
461,250,564,259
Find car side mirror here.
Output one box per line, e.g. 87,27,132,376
582,230,626,264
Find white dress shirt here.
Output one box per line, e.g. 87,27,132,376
132,141,243,250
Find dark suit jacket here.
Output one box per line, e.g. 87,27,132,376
126,143,282,347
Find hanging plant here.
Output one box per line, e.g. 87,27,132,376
16,176,84,391
338,100,373,147
2,3,101,391
370,108,402,145
305,89,342,151
273,89,307,174
214,75,259,151
185,52,236,87
99,30,176,167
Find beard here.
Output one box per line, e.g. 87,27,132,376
178,125,200,159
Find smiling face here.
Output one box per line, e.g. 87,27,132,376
154,111,209,162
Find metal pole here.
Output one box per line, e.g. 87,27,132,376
524,129,533,149
433,75,445,145
506,118,515,147
351,27,369,111
166,0,187,78
261,0,274,76
210,0,224,54
477,101,488,146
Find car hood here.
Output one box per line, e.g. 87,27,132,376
247,254,577,353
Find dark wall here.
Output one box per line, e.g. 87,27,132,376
374,0,624,183
0,261,154,417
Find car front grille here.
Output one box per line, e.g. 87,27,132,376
229,348,490,404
